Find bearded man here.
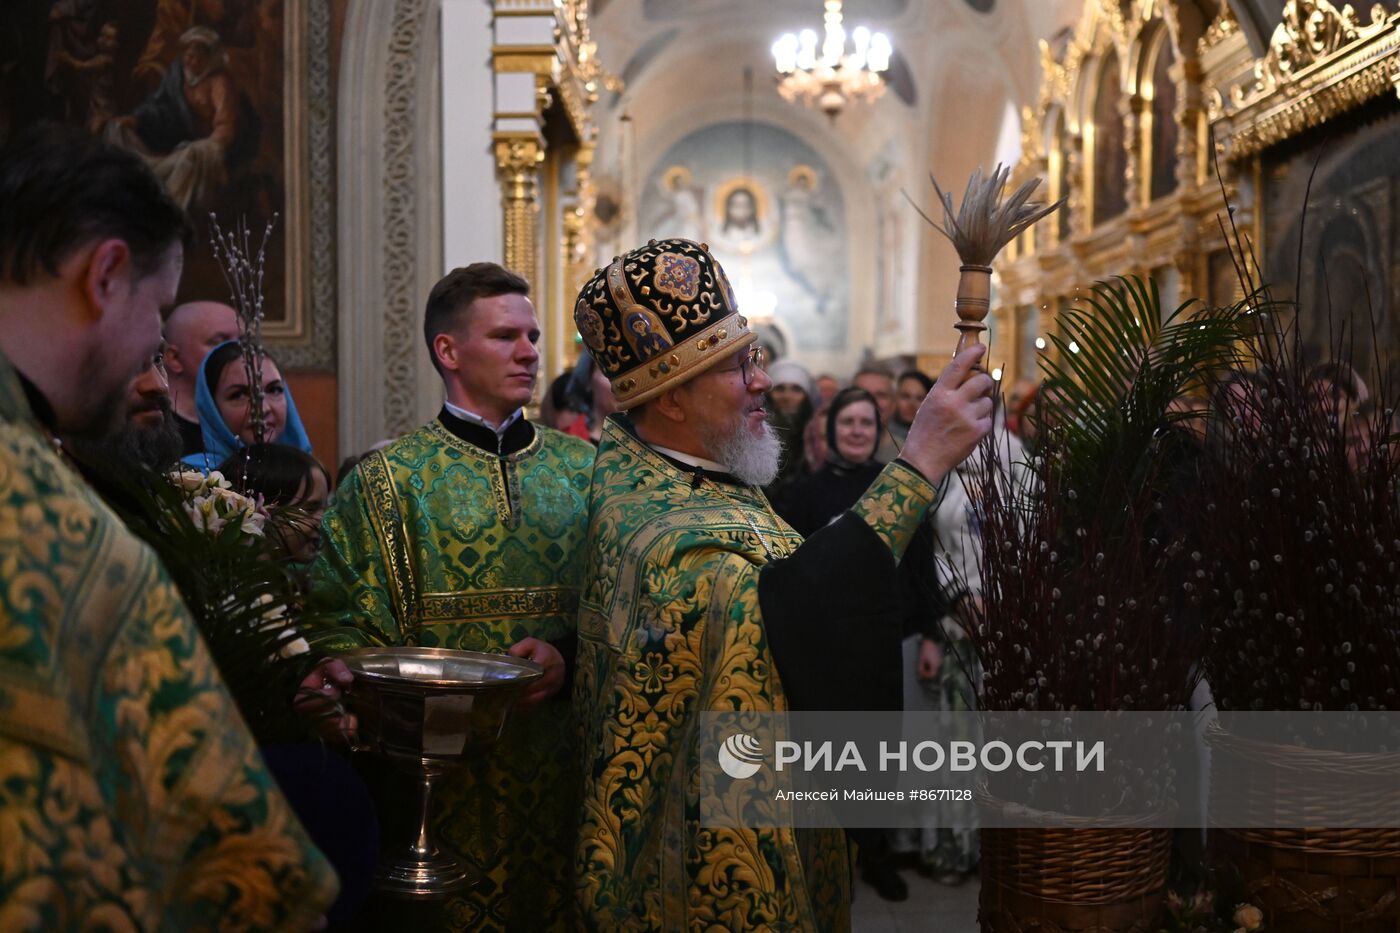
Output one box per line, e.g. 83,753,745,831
571,237,993,930
65,345,183,471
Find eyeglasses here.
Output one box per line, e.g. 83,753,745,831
716,345,766,386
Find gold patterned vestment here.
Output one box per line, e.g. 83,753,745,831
311,413,594,931
0,352,338,931
574,417,938,932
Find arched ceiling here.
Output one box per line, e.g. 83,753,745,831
585,0,1085,363
589,0,1070,171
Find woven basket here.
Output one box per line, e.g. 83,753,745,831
1206,722,1400,932
978,788,1172,932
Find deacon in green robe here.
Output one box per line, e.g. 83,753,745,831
0,350,339,931
311,263,594,931
567,238,993,931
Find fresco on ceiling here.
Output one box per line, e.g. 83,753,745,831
641,120,848,352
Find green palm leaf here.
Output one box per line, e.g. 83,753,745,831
1036,275,1253,526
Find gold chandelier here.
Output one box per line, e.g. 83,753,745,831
772,0,892,120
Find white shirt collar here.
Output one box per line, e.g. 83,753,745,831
443,401,523,435
648,442,729,473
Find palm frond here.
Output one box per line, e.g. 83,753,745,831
1035,276,1254,523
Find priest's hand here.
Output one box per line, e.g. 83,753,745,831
295,658,358,743
899,344,995,484
508,637,565,711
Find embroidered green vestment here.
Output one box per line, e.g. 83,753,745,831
312,418,594,931
574,418,937,932
0,354,338,931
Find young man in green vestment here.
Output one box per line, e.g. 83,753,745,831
311,263,595,930
0,125,338,930
570,237,994,931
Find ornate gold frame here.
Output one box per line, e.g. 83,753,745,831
994,1,1400,386
273,0,335,369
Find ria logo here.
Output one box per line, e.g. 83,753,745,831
718,733,764,779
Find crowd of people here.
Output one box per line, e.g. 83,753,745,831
0,126,1000,933
19,120,1385,931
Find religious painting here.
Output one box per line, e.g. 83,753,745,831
641,121,849,352
1261,96,1400,386
0,0,332,365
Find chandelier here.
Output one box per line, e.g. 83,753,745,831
772,0,892,120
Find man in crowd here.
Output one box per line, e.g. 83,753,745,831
854,363,902,461
570,237,993,930
164,299,239,455
312,263,594,930
65,345,183,470
0,125,335,928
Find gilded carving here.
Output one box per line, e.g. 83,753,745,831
1260,0,1387,86
1213,1,1399,161
1199,3,1239,56
495,136,545,282
993,0,1227,385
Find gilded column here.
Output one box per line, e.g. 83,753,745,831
495,134,544,283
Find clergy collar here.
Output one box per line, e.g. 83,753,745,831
437,404,534,455
648,443,729,474
442,400,523,434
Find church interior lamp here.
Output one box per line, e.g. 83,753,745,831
772,0,892,120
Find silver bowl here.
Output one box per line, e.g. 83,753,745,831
340,646,543,763
337,646,544,898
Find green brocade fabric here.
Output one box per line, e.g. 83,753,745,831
574,418,937,932
311,419,594,931
0,353,337,931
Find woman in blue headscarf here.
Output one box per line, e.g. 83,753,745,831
181,340,312,471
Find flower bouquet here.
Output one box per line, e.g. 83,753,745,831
97,460,355,743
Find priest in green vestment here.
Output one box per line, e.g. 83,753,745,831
311,263,594,930
0,126,337,931
569,238,994,931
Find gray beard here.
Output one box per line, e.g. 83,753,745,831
701,418,783,487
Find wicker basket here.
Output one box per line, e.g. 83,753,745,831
978,789,1172,932
1206,721,1400,932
